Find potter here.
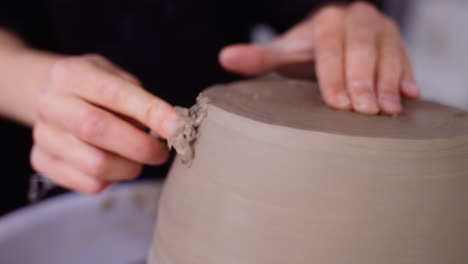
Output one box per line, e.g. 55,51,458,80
150,78,468,264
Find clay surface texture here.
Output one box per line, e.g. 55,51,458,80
150,78,468,264
167,95,209,166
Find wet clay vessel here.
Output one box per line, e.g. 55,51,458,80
149,78,468,264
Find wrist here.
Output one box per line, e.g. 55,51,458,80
0,32,62,125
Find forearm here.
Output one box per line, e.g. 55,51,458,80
0,28,61,126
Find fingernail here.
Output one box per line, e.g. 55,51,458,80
379,94,402,114
335,92,351,108
355,93,379,114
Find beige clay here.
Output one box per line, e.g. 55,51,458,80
150,78,468,264
167,95,209,166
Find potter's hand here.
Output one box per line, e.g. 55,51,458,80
31,54,178,193
219,2,419,115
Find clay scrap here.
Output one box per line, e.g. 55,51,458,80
167,94,209,166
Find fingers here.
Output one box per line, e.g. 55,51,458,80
37,94,169,165
375,19,404,114
400,45,420,99
33,54,175,194
219,44,278,75
33,122,152,182
346,3,418,114
31,146,109,194
219,15,318,76
50,57,178,139
344,3,381,114
219,2,419,115
312,7,350,110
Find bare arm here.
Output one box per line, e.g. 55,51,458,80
0,28,60,125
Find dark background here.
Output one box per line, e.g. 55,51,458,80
0,120,32,216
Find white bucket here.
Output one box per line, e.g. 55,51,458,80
0,181,161,264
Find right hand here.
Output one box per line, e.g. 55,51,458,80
31,54,178,194
219,2,419,115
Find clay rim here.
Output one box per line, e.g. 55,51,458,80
202,79,468,140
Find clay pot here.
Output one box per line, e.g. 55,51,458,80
149,79,468,264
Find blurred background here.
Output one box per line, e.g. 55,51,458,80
1,0,467,216
406,0,468,110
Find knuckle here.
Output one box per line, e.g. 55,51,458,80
144,100,164,126
347,80,374,95
314,27,341,44
350,1,378,14
49,57,93,92
348,47,376,66
381,58,402,77
51,57,87,78
97,78,122,106
83,53,106,62
312,7,345,32
317,49,342,64
378,80,399,94
87,152,110,178
314,5,344,21
50,59,69,78
82,53,114,69
75,108,106,141
348,32,374,47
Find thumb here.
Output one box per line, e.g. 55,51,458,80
219,44,282,76
219,38,316,76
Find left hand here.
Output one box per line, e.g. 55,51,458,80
219,2,419,115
